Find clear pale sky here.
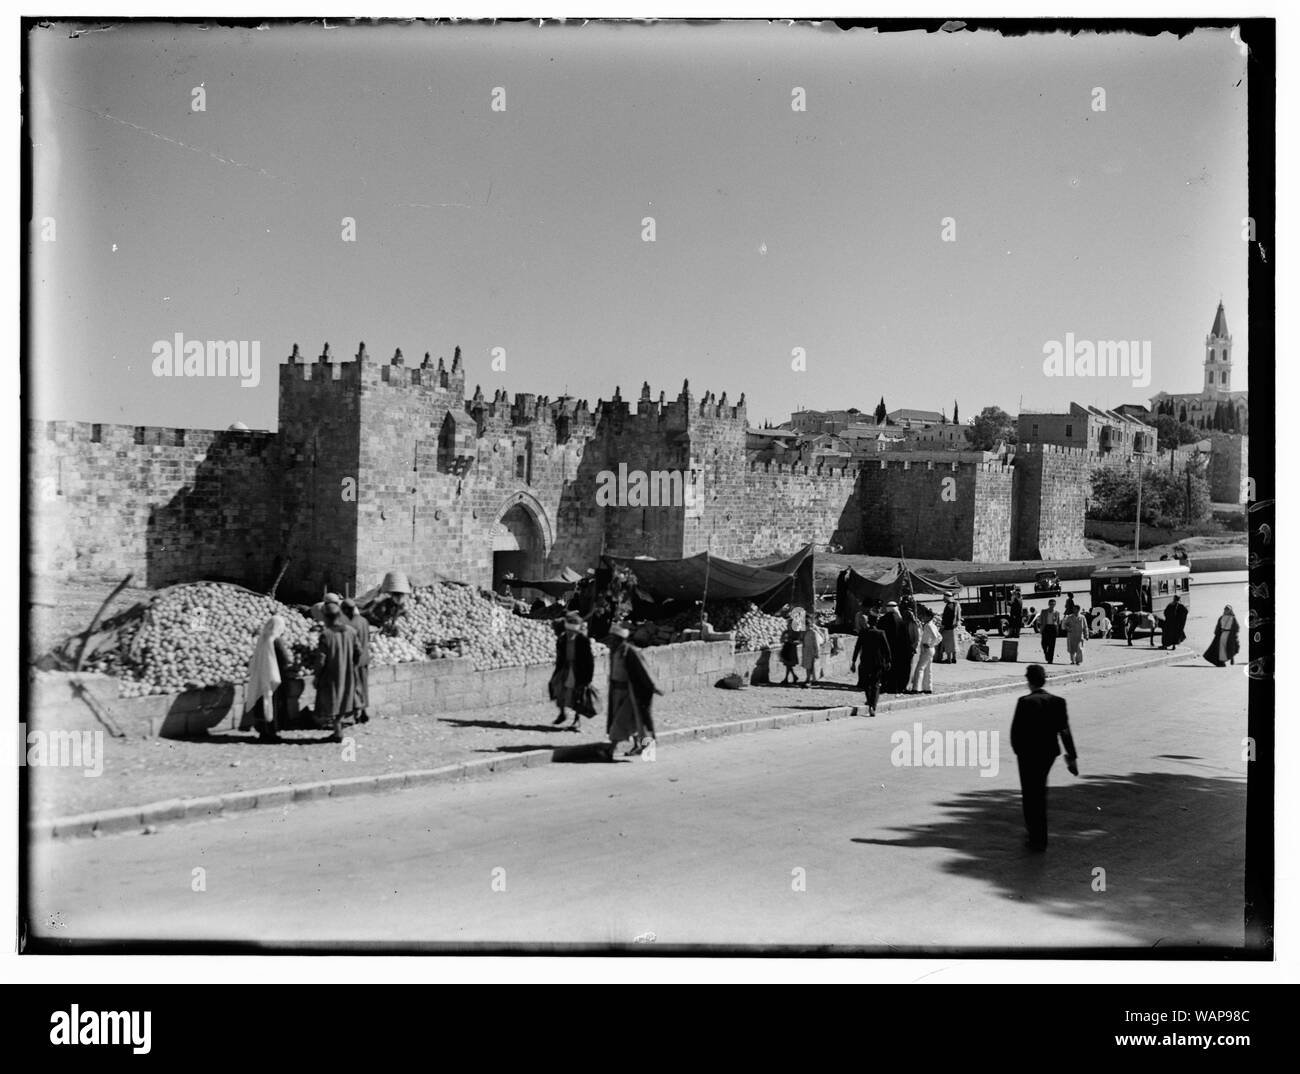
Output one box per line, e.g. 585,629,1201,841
28,21,1250,431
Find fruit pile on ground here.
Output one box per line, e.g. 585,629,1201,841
84,582,318,697
391,583,598,671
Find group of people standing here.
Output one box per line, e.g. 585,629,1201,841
849,596,948,718
241,593,372,743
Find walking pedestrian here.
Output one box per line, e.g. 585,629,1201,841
312,593,362,743
939,594,961,663
1063,606,1086,665
240,614,293,742
850,612,891,718
341,598,371,724
549,610,595,729
1161,594,1189,650
1010,664,1080,852
1039,598,1060,664
1203,605,1240,667
605,623,662,759
908,606,940,694
1008,588,1023,638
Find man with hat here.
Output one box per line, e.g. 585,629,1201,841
368,570,411,633
1010,664,1079,852
604,623,662,760
311,592,362,742
548,610,594,730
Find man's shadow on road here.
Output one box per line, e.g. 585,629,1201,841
850,769,1247,949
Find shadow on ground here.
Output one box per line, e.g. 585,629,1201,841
852,769,1246,947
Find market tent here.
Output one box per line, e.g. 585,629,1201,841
506,566,586,597
604,544,814,612
835,561,961,627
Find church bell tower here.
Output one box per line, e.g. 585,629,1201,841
1203,300,1232,399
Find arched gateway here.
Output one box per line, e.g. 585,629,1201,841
489,491,553,594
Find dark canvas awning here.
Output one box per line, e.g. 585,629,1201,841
836,562,961,626
507,567,585,597
605,544,814,611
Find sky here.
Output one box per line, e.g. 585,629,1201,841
28,20,1250,431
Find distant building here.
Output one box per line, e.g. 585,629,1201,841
1017,402,1154,458
1149,300,1248,432
886,408,944,430
787,408,864,435
1113,403,1152,423
910,422,970,448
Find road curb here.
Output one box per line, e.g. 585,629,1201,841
31,646,1187,842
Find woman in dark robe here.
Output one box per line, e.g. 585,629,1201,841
240,615,293,742
1203,605,1240,667
313,595,361,742
850,613,892,718
605,624,662,760
549,611,595,730
1161,595,1189,650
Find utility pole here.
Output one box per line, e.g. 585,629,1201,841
1134,457,1143,555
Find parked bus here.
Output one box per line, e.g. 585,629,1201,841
1089,561,1191,636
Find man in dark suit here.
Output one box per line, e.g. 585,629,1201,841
1009,664,1079,852
850,613,892,718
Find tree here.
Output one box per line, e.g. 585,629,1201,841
1152,415,1200,453
1179,403,1187,423
874,397,887,424
969,405,1016,451
952,400,959,425
1090,463,1210,528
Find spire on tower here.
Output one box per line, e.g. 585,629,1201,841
1210,300,1229,338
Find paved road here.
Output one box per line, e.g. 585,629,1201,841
30,646,1248,951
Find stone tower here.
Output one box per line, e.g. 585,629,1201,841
1203,300,1232,399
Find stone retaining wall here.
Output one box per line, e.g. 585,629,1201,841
27,640,738,739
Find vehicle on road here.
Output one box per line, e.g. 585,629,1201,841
959,584,1031,636
1089,561,1192,641
1032,569,1062,595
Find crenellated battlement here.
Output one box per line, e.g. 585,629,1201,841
29,418,274,452
867,456,1013,475
747,459,856,477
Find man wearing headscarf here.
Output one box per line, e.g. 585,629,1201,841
939,594,961,664
878,601,909,693
341,598,372,724
240,615,293,742
605,623,662,760
313,593,361,743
